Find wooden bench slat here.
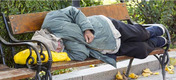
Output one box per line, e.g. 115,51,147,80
0,68,35,80
9,11,48,34
51,48,164,70
79,3,130,20
148,48,164,55
9,3,129,34
0,65,9,70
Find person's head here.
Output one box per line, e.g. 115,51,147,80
55,39,64,52
31,29,64,52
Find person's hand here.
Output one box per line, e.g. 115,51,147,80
84,29,94,44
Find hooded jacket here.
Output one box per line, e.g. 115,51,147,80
41,6,121,67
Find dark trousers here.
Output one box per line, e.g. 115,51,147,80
109,18,155,59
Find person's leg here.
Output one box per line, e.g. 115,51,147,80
109,18,150,43
149,36,167,47
145,24,165,38
116,41,155,59
116,36,167,59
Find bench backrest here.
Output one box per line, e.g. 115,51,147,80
9,3,130,34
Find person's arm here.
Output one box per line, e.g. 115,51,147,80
60,6,94,32
64,40,89,61
60,6,94,43
42,6,94,43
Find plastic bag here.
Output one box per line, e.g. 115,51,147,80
14,49,71,65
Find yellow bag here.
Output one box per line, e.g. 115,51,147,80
41,51,71,62
14,49,71,65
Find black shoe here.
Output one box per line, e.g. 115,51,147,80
149,36,167,47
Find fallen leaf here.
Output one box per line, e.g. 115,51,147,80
142,72,151,77
165,65,175,74
143,68,153,74
129,73,139,79
165,65,168,71
116,71,123,80
142,68,153,77
153,72,159,75
168,65,174,70
168,70,174,74
89,64,95,67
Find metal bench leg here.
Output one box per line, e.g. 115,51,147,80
44,70,52,80
161,51,169,80
125,58,134,77
40,67,52,80
161,63,166,80
48,70,52,80
154,51,169,80
35,72,41,80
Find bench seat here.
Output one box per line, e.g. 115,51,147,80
0,64,35,80
51,48,164,71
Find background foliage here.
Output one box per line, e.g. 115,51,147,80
0,0,176,66
126,0,176,48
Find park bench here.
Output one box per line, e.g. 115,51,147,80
0,2,171,80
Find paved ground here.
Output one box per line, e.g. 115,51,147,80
137,50,176,80
137,67,176,80
53,50,176,80
133,67,176,80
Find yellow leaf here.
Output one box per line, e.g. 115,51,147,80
168,70,174,74
153,72,159,75
168,65,174,70
143,68,151,73
142,72,151,77
143,68,153,74
165,65,175,74
165,65,168,71
89,65,95,68
116,71,123,80
129,73,139,79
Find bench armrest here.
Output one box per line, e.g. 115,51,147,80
0,36,42,69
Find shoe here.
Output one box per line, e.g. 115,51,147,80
149,36,167,47
145,24,165,38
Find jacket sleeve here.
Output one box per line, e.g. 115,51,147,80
59,6,94,32
63,40,89,61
